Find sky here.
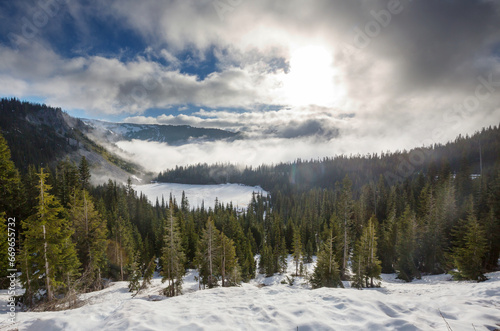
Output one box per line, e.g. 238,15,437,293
1,0,500,170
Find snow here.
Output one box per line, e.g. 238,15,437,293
2,257,499,331
132,183,267,209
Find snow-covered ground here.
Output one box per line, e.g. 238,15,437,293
2,256,499,331
132,183,267,209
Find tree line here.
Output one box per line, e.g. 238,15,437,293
1,122,499,308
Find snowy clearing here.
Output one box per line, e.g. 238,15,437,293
132,183,267,209
2,256,499,331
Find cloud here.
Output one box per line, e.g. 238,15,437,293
113,137,346,173
123,105,348,139
0,43,285,115
1,0,499,164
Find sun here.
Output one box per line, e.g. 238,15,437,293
281,45,341,107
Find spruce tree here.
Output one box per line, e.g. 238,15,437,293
219,232,241,286
196,218,220,288
241,238,256,281
352,216,381,288
337,175,354,279
259,242,274,277
161,208,186,296
276,236,288,274
379,187,398,273
54,158,79,208
128,254,142,293
396,206,420,282
419,186,445,274
113,216,135,281
78,156,91,190
0,132,22,218
0,133,22,286
21,169,80,302
0,213,10,288
68,189,108,291
452,210,488,282
292,227,303,276
311,227,343,289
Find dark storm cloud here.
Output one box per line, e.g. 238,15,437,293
360,0,500,92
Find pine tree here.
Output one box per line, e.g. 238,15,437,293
452,210,488,281
337,175,354,279
219,232,241,287
128,254,142,293
21,169,80,302
129,256,156,295
292,227,303,276
352,216,381,288
78,156,91,190
68,189,108,291
418,186,445,274
161,208,186,296
0,213,10,288
396,206,420,282
241,238,256,281
379,187,398,273
259,242,274,277
276,236,288,274
0,133,22,286
54,158,79,208
196,218,220,288
142,257,156,289
112,216,135,281
182,214,198,268
0,132,22,218
311,227,343,289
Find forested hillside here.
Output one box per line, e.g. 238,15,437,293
0,114,499,309
157,125,500,193
0,98,140,177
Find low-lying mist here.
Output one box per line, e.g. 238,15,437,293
113,133,424,173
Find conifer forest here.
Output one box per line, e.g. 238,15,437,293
1,101,499,309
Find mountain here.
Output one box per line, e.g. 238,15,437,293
0,98,142,183
0,98,243,184
82,119,239,145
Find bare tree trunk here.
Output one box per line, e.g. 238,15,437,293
343,204,348,277
170,209,174,295
208,224,213,287
221,237,226,287
40,175,53,301
119,236,124,282
43,224,52,301
115,230,118,265
84,192,92,272
24,249,32,306
329,230,333,274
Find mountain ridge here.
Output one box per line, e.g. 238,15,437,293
82,118,239,145
0,98,142,183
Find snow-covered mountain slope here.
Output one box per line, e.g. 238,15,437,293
4,258,499,331
133,183,267,209
82,119,239,145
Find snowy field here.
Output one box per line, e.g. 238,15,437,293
2,256,499,331
132,183,267,209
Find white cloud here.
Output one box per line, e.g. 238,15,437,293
1,0,499,164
